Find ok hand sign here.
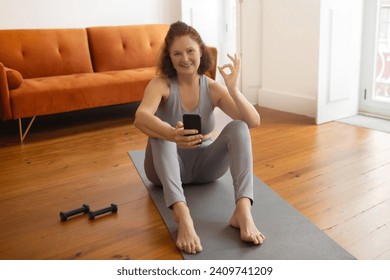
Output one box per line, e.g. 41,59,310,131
217,54,241,92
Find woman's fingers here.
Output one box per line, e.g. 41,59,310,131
218,54,240,78
177,134,203,148
218,64,234,77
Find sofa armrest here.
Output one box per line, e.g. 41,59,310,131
4,66,23,90
206,46,218,80
0,63,13,120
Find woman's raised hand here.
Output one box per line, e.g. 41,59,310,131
218,54,240,92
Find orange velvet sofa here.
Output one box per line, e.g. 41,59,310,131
0,24,217,142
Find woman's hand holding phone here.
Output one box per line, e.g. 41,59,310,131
173,121,203,148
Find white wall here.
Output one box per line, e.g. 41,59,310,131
0,0,181,29
258,0,320,117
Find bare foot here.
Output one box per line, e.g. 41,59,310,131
173,202,203,254
230,198,265,245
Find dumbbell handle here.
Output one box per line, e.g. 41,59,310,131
88,204,118,220
60,204,90,221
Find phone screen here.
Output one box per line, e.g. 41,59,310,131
183,114,202,135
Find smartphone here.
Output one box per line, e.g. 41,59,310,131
183,114,202,135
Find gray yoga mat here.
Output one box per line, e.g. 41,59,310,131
128,150,356,260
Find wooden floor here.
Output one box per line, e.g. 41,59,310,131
0,104,389,260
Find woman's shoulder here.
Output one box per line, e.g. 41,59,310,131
204,76,229,107
148,76,170,88
205,75,222,88
145,76,171,100
205,76,226,95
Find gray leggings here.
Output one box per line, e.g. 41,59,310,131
144,120,254,208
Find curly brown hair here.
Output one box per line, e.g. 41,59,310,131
157,21,215,78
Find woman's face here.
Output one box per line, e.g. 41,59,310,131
169,35,202,76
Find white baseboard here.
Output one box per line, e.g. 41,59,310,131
258,89,316,118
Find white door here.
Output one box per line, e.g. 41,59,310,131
181,0,260,104
181,0,237,125
181,0,219,48
360,0,390,118
316,0,363,124
181,0,237,71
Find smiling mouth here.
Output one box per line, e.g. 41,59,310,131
180,63,193,68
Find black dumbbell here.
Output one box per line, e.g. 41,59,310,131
88,204,118,220
60,204,90,221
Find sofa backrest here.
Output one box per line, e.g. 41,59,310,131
0,28,93,78
87,24,169,72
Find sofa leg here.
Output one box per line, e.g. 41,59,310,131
19,117,36,143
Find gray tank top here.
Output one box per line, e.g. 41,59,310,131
156,75,215,135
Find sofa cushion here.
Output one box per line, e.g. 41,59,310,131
9,68,157,119
0,29,93,79
5,67,23,90
87,24,169,72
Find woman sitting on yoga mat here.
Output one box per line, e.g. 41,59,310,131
134,21,265,254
